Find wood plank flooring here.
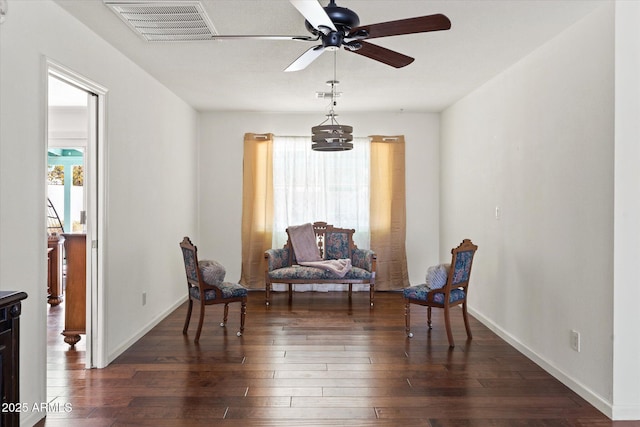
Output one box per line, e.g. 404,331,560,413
36,290,635,426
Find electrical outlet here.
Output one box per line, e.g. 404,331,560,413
142,292,147,306
495,206,501,220
570,329,580,352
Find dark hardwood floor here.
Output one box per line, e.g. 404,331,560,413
37,290,636,426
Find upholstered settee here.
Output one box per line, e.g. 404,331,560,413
264,222,376,306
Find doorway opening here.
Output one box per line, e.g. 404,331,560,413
46,61,107,369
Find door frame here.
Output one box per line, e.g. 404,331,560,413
46,59,108,368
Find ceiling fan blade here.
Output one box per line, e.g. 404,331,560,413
290,0,336,32
348,14,451,40
347,41,414,68
285,45,326,72
209,34,318,41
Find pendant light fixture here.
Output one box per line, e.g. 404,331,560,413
311,52,353,151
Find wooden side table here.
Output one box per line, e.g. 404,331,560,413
47,235,65,305
61,233,86,347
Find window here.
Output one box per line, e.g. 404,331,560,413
272,136,370,249
241,133,408,290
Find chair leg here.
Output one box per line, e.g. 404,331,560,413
221,303,229,327
348,284,352,299
427,307,432,329
195,303,205,343
265,281,271,306
462,302,473,340
238,300,246,337
183,299,193,335
370,284,374,307
405,301,413,338
443,305,455,348
288,283,293,302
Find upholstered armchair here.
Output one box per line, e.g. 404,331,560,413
179,237,247,343
403,239,478,347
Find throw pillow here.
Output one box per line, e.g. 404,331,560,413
426,263,450,289
199,259,226,286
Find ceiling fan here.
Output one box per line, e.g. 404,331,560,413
106,0,451,71
282,0,451,72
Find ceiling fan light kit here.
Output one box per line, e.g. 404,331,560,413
312,119,354,151
312,60,353,152
311,127,354,151
312,79,353,152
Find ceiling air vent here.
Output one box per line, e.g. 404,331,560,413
103,1,217,42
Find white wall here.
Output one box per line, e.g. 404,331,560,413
0,2,198,425
441,3,621,417
612,0,640,420
198,111,440,287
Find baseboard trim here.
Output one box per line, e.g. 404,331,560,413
468,307,614,419
611,404,640,421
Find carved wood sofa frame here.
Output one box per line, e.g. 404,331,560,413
264,222,377,307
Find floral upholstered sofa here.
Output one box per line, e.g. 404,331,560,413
264,222,377,306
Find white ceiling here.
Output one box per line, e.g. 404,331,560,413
54,0,606,113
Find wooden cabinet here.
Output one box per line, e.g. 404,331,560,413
61,233,86,347
47,235,64,305
0,291,28,427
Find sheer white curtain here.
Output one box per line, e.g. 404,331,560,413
272,135,370,292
